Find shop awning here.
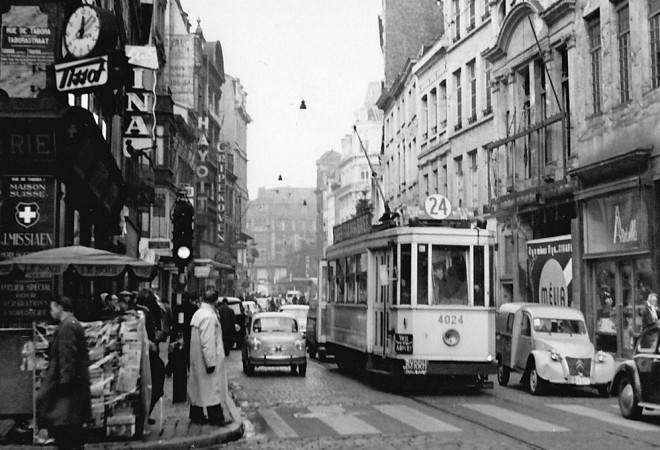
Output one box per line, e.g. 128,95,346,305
0,245,156,279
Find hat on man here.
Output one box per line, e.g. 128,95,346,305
119,290,131,296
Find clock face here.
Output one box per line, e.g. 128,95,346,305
64,6,101,58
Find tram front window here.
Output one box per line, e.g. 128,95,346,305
431,246,468,306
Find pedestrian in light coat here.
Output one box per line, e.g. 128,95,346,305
188,289,230,425
36,296,91,450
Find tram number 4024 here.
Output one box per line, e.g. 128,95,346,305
438,315,463,325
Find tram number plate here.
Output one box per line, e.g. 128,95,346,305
404,359,428,375
438,315,464,325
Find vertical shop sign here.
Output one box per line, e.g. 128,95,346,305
527,235,573,307
217,142,227,243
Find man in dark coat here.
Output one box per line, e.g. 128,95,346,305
36,296,91,450
217,298,236,356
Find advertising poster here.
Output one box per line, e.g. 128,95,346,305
0,6,55,98
527,235,573,308
165,35,196,105
0,176,57,328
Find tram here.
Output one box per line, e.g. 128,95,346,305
319,207,497,387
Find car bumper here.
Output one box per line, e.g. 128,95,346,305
247,355,307,366
538,358,615,385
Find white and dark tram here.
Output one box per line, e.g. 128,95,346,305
320,212,497,387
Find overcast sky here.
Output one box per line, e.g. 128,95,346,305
183,0,384,198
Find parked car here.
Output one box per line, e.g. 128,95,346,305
243,300,260,316
216,296,247,348
611,322,660,420
496,303,615,396
241,312,307,376
278,304,309,339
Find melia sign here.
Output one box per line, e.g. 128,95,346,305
527,235,573,308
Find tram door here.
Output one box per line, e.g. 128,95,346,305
374,250,391,356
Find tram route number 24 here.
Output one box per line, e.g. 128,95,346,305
439,315,463,325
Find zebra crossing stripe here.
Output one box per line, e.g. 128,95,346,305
307,405,380,436
549,404,660,432
463,404,569,432
260,408,298,438
374,404,461,433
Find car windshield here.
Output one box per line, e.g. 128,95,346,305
253,317,298,333
533,318,586,335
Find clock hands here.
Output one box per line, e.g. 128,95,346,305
78,16,86,39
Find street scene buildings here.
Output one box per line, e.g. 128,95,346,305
3,0,660,448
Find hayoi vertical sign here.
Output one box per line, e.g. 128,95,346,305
527,235,573,307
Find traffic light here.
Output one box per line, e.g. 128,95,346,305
172,198,194,268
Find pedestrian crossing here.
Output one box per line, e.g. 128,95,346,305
257,401,660,439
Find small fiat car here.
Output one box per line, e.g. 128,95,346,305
612,322,660,420
241,312,307,377
496,303,615,396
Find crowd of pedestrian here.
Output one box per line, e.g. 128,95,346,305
37,288,235,449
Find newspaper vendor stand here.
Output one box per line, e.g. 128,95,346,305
0,245,157,444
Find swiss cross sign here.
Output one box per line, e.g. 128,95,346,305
424,194,452,220
15,202,40,228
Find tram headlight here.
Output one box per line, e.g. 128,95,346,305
443,329,460,347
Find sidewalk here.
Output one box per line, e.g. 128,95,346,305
2,350,244,450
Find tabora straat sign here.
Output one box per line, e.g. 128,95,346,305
54,55,108,92
527,235,573,308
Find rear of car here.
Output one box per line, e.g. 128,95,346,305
279,305,309,339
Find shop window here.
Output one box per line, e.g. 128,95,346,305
594,261,617,353
400,244,412,305
417,244,429,305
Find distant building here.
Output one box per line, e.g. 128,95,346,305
315,150,342,261
245,187,317,295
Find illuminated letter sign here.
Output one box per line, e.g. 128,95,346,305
55,55,108,92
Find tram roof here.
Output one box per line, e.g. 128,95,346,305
325,223,494,259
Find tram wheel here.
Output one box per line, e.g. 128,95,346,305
497,360,510,386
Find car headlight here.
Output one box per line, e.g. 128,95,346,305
550,350,562,361
295,340,304,351
596,351,605,363
443,329,460,347
235,324,241,332
251,338,261,351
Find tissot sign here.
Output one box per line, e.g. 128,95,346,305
0,176,57,258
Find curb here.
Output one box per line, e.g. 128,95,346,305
1,397,244,450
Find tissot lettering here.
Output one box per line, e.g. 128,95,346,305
55,56,108,92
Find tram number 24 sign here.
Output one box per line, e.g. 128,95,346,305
424,194,452,220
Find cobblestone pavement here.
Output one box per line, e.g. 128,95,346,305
218,350,660,450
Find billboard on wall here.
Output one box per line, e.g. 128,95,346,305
527,235,573,307
164,34,196,106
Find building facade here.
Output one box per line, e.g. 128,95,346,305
245,187,317,296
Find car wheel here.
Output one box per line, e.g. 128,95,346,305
298,362,307,377
243,360,254,377
528,360,546,395
596,384,610,398
290,364,297,375
618,376,642,420
497,360,510,386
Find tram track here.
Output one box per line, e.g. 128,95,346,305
408,391,660,449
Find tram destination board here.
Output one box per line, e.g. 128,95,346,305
394,333,413,354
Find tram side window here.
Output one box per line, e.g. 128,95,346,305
346,255,356,304
417,244,429,305
400,244,412,305
337,258,345,303
328,261,336,303
357,253,367,303
473,246,485,306
431,245,468,305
